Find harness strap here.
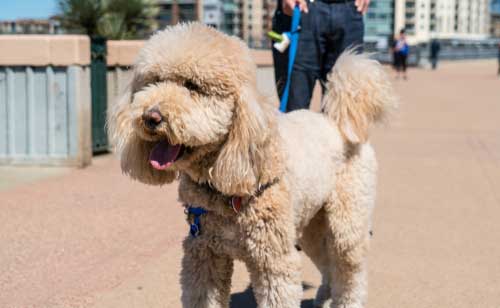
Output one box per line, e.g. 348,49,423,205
185,178,280,236
279,5,301,112
186,206,208,237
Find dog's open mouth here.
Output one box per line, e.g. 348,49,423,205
149,140,185,170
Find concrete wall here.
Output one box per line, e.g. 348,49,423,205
0,36,91,167
106,41,278,112
0,36,276,167
106,66,278,111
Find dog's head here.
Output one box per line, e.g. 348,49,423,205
109,23,272,196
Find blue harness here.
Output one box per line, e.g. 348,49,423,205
185,197,240,238
185,178,278,238
279,6,302,112
186,206,208,237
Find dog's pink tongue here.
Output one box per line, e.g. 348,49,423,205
149,140,182,170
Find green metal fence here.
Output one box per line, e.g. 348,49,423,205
90,37,109,153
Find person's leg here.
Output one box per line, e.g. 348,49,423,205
272,1,321,112
392,52,399,78
271,9,291,98
392,51,397,69
394,53,402,79
320,1,364,83
285,69,317,111
403,55,408,79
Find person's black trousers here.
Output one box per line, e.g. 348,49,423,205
431,56,438,70
272,0,364,112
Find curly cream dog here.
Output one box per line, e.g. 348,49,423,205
109,23,396,308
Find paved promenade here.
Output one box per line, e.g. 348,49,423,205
1,60,499,308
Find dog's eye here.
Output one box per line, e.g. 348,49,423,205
183,80,201,92
148,76,161,84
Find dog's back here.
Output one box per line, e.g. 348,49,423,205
277,51,396,237
277,111,343,229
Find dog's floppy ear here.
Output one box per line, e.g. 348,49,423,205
108,86,177,185
210,85,269,196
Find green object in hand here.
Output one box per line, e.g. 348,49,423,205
267,31,283,42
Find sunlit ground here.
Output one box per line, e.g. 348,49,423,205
0,60,499,308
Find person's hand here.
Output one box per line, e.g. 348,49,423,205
282,0,308,16
355,0,370,14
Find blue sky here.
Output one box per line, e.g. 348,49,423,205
493,0,500,13
0,0,57,20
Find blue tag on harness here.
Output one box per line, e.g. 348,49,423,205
187,206,208,237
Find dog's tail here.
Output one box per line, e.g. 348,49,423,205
322,50,397,144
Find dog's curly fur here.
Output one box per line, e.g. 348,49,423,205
109,23,396,308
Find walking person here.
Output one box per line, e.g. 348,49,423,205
430,39,441,70
272,0,370,112
497,41,500,77
389,36,397,73
393,29,409,80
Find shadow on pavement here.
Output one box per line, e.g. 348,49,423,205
230,286,256,308
230,282,315,308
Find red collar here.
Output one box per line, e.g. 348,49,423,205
198,177,280,214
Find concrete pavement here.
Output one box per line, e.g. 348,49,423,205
0,165,69,192
0,60,499,308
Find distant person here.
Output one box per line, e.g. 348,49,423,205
430,39,441,70
497,42,500,76
393,29,409,80
389,36,397,71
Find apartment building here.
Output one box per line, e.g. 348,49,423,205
241,0,276,47
491,0,500,37
155,0,275,47
395,0,490,44
240,0,262,46
203,0,223,28
156,0,203,29
364,0,395,47
0,18,62,34
262,0,277,42
202,0,275,47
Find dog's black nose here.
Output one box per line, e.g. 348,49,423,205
142,108,163,130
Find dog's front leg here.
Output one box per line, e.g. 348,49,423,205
246,250,302,308
180,237,233,308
